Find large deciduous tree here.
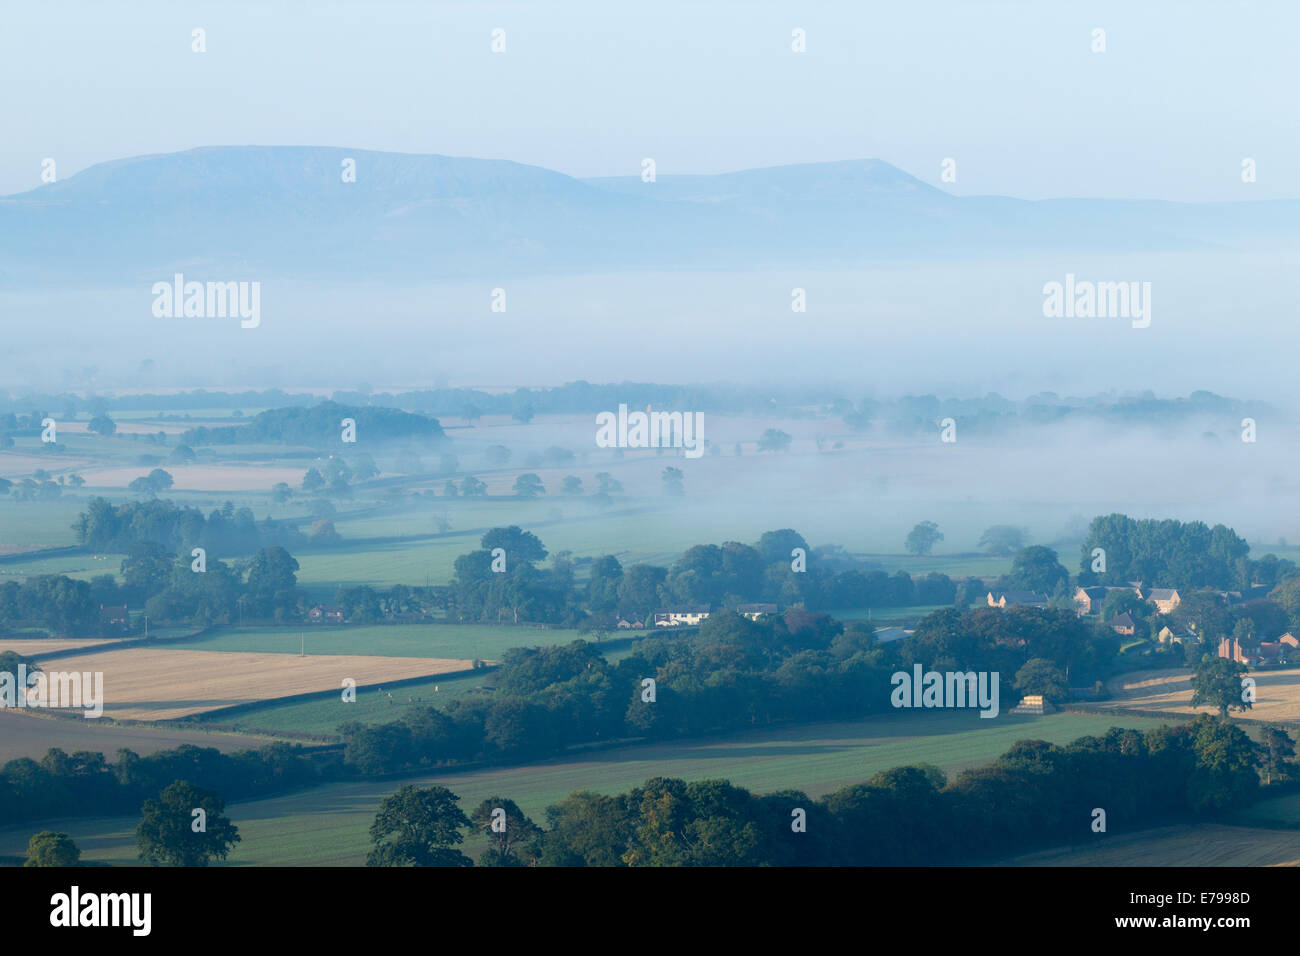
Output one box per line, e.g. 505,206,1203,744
137,780,240,866
367,785,472,867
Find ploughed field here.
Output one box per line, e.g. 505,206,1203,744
34,647,474,721
0,709,281,765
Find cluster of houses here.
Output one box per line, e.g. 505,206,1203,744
988,582,1296,666
1072,585,1183,617
985,585,1186,637
1217,632,1299,667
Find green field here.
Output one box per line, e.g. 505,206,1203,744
290,501,683,588
193,670,494,735
178,623,648,662
0,710,1171,866
1228,790,1300,829
0,500,92,552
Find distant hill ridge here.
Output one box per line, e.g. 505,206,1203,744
2,146,1298,285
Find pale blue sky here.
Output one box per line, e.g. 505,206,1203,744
1,0,1294,199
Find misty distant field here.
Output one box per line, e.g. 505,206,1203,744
0,709,1170,866
5,408,1300,579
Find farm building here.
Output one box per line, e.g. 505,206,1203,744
1072,584,1139,615
1011,694,1056,715
1108,612,1138,636
735,603,779,620
1141,587,1182,614
308,605,345,624
653,605,711,627
1072,586,1110,615
1257,642,1291,665
1155,624,1193,644
987,590,1047,609
1217,636,1249,663
98,604,129,635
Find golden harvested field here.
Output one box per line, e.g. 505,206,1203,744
1097,667,1300,723
1009,824,1300,867
0,637,117,656
77,464,306,491
55,647,474,720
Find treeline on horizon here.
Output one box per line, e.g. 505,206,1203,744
0,386,1265,436
176,401,446,447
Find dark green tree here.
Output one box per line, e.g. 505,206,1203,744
1006,546,1069,595
366,785,472,867
470,796,542,866
1260,725,1296,785
1013,658,1069,706
24,831,81,867
1190,655,1251,718
136,780,241,866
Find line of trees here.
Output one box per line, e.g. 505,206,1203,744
446,527,962,628
0,742,326,828
1078,513,1291,591
73,497,307,557
0,543,307,635
367,717,1280,866
339,602,1120,777
179,401,445,447
0,577,109,638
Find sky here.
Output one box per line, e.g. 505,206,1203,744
1,0,1296,201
